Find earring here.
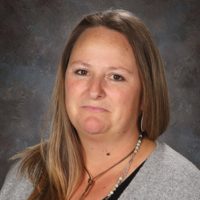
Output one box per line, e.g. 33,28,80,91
140,113,145,133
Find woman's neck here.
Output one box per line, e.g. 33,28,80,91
79,130,140,175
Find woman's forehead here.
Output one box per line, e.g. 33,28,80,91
68,26,137,72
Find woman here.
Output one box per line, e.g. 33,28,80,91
0,9,199,200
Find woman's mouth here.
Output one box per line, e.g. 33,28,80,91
81,105,109,112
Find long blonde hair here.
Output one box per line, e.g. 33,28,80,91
17,9,169,199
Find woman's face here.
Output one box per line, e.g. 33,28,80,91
65,26,142,138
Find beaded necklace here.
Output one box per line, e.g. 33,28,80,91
79,134,143,200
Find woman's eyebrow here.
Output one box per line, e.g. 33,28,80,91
70,60,92,67
108,66,133,74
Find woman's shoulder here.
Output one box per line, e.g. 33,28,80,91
146,141,200,185
153,141,200,175
119,141,200,200
146,141,200,198
0,143,47,200
0,161,33,200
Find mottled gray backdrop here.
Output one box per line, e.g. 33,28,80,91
0,0,199,188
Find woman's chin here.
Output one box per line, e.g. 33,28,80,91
82,117,106,135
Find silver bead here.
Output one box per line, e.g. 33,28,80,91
110,191,114,195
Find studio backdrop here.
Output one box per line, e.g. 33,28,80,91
0,0,200,188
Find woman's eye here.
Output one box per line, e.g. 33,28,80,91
74,69,88,76
111,74,125,81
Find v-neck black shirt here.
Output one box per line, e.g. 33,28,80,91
103,161,145,200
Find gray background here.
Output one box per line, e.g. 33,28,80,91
0,0,199,188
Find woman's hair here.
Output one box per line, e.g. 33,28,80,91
17,9,169,199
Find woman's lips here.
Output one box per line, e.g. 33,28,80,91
81,105,109,112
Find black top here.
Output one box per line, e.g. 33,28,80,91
103,161,145,200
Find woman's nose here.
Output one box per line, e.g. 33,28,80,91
88,76,106,99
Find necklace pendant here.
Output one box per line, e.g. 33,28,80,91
80,178,95,199
88,177,94,185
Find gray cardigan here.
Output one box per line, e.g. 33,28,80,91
0,142,200,200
